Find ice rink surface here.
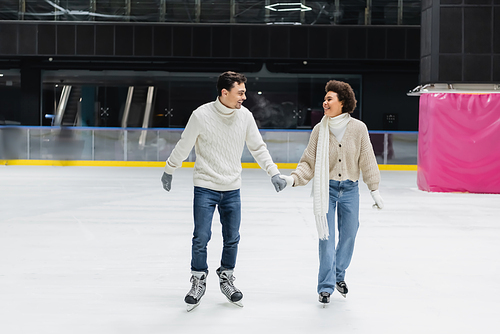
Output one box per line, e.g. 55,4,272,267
1,166,499,334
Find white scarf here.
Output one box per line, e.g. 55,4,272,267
313,113,351,240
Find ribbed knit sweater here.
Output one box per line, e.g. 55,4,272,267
164,98,279,191
291,118,380,191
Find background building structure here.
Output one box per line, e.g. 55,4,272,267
0,1,421,132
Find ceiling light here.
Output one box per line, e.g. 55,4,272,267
265,3,312,12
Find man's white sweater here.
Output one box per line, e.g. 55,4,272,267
164,98,279,191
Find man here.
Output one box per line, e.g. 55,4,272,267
161,71,287,311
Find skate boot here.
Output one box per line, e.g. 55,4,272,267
184,271,207,312
318,292,330,307
216,267,243,307
336,281,348,298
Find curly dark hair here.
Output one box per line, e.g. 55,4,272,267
325,80,357,114
217,71,247,96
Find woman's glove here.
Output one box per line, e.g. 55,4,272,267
279,175,294,188
370,190,384,209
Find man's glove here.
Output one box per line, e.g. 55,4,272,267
370,190,384,209
161,172,172,192
279,175,294,188
271,174,287,192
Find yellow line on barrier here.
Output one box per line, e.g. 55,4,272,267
378,164,418,171
0,159,165,167
1,159,417,171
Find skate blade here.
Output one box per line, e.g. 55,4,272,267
322,303,328,308
230,300,244,308
186,302,200,312
341,293,346,298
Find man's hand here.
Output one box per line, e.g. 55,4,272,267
271,174,287,192
370,190,384,209
161,172,172,192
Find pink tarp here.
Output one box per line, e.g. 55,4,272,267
418,93,500,193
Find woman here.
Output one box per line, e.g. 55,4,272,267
280,80,384,306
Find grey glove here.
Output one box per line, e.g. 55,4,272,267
161,172,172,192
271,174,287,192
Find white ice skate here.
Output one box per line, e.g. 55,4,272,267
184,271,207,312
216,267,243,308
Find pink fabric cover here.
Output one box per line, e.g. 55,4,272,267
418,93,500,193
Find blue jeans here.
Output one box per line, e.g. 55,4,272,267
191,186,241,273
318,180,359,294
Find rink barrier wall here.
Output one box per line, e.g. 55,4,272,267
0,127,418,165
0,159,417,171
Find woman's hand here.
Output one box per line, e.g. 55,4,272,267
370,190,384,209
279,175,294,188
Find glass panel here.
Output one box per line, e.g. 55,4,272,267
1,127,27,159
234,0,266,24
93,129,124,160
242,130,310,163
0,70,22,125
29,127,89,160
0,0,18,20
24,1,55,20
165,75,218,128
126,129,159,161
287,130,311,162
95,0,128,21
264,130,310,163
337,0,368,25
372,0,398,25
244,76,299,129
157,129,185,161
402,0,421,25
388,132,418,164
130,1,162,22
370,133,386,163
28,128,46,159
371,132,418,164
165,0,197,23
57,0,94,21
200,0,230,23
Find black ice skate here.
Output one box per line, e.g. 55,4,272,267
319,292,330,307
336,281,348,298
216,267,243,307
184,271,207,312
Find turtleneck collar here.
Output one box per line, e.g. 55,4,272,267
215,97,237,116
328,112,351,129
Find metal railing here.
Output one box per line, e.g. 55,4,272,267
0,126,418,165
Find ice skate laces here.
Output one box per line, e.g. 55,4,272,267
219,272,240,298
336,281,347,292
188,275,206,299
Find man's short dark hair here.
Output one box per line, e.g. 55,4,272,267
217,71,247,96
325,80,357,114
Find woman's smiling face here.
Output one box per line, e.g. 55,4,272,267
323,91,344,118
